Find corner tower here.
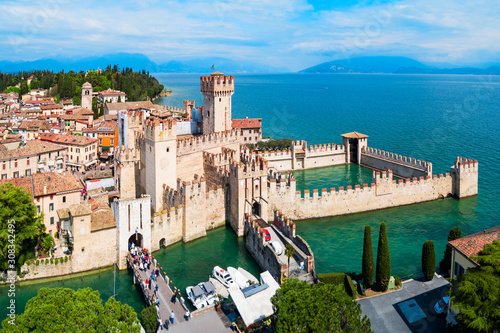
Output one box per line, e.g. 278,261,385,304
82,82,93,110
201,72,234,134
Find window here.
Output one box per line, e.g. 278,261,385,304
14,161,17,167
80,226,85,235
62,196,66,203
255,130,259,133
255,137,258,141
37,206,40,214
454,262,465,277
2,164,5,170
50,217,54,225
110,138,114,145
166,147,169,153
13,172,19,178
71,147,73,152
1,174,6,179
25,169,30,176
49,203,54,211
219,98,221,102
76,148,80,153
241,130,243,136
99,138,102,145
49,153,51,158
27,158,30,165
244,137,247,141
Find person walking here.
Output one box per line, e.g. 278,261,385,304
184,310,190,321
170,311,175,325
158,318,163,331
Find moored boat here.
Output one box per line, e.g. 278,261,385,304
227,266,250,289
213,266,236,288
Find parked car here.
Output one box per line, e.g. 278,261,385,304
434,296,449,315
263,229,271,241
269,241,283,255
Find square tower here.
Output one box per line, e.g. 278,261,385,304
82,82,93,110
201,72,234,134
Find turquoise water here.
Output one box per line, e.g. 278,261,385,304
2,73,499,319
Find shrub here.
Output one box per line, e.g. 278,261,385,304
64,257,68,262
69,256,72,260
422,241,436,281
35,260,39,266
50,259,54,264
439,227,462,274
344,274,358,299
362,225,374,288
45,259,49,264
394,276,402,287
27,261,31,266
55,258,59,265
375,222,391,291
318,273,346,285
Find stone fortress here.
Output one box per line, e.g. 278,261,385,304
111,72,479,270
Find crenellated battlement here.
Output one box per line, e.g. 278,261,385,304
144,116,177,142
230,153,269,178
200,73,234,93
306,143,345,154
203,148,237,167
176,129,239,155
453,157,478,172
115,147,141,163
362,147,431,171
273,210,296,239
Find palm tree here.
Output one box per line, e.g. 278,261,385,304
285,244,295,278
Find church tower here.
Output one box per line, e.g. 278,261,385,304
82,82,93,110
201,72,234,134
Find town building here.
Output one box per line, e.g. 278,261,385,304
17,120,53,140
104,100,164,116
232,118,262,144
98,89,126,103
81,82,93,110
0,171,82,235
41,103,64,116
82,120,118,158
39,133,98,171
0,140,66,179
448,226,500,279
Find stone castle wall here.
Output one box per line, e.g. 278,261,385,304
361,147,432,179
268,170,454,220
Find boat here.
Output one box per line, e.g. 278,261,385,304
186,281,218,309
227,266,250,289
213,266,236,288
237,267,259,285
209,277,229,298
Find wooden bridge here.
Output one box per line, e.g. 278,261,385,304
126,251,188,326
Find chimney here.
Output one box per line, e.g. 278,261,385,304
43,184,47,194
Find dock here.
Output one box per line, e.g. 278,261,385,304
126,252,188,326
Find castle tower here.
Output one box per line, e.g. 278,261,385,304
341,131,368,164
201,73,234,134
82,82,93,110
229,154,269,237
451,157,478,198
143,117,177,212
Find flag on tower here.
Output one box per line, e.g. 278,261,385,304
211,64,215,70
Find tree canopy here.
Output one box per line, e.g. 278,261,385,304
421,240,435,281
140,305,158,333
450,240,500,332
439,227,462,274
362,225,374,287
0,183,46,272
1,287,140,332
271,279,372,333
375,222,391,291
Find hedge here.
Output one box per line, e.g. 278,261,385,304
344,274,358,299
55,258,59,265
45,259,49,264
35,261,39,266
318,273,346,285
422,241,436,281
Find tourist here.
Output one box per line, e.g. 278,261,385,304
164,319,169,330
158,318,162,330
184,310,190,321
154,257,157,268
148,279,152,290
155,284,159,294
170,311,175,324
139,262,144,271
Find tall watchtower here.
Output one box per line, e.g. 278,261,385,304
143,116,177,212
201,72,234,135
82,82,93,110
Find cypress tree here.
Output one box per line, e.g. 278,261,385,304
422,241,436,281
375,222,391,291
362,225,374,287
439,227,462,274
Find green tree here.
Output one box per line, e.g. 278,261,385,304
450,240,500,332
439,227,462,274
41,233,55,254
271,279,371,332
20,81,29,95
375,222,391,291
0,183,45,272
140,305,158,333
421,240,436,281
1,287,140,332
362,225,374,287
285,244,295,278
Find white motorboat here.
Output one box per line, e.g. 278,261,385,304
186,280,218,309
237,267,259,285
227,266,250,289
213,266,236,288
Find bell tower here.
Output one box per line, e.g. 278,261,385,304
201,72,234,134
82,82,93,110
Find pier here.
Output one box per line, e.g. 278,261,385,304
126,251,188,326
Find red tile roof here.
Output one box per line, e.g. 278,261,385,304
232,118,262,129
0,140,66,161
39,132,97,146
449,226,500,264
40,104,63,110
0,172,81,197
99,89,126,96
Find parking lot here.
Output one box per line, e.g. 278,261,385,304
358,275,450,333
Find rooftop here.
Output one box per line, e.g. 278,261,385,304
232,118,262,129
0,171,81,197
341,131,369,139
0,140,66,161
449,226,500,264
39,132,97,146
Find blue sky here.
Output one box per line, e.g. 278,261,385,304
0,0,499,71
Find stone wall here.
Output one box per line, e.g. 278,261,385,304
268,169,454,220
244,216,286,281
361,147,432,178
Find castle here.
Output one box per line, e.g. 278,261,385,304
111,73,479,269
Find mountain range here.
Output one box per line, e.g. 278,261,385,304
1,54,500,75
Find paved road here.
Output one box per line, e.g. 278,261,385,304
165,309,233,333
358,275,449,333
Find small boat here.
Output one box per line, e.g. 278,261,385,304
186,281,218,309
227,266,250,289
213,266,236,288
237,267,259,285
